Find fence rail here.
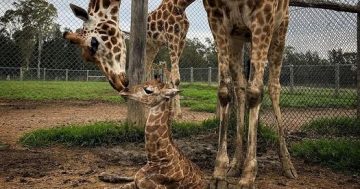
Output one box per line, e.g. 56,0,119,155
1,64,357,89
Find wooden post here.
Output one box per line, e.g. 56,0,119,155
190,67,194,84
127,0,148,128
86,70,89,81
357,2,360,119
290,64,294,93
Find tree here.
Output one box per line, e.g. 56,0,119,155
0,0,57,78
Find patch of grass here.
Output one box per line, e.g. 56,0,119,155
258,124,278,146
291,139,360,172
302,117,360,137
20,119,220,147
20,122,143,147
180,84,217,113
172,118,219,138
262,88,356,108
0,81,124,103
226,114,278,147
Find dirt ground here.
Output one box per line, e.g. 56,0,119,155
0,100,359,189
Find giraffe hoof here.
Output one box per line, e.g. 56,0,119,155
209,177,228,189
283,167,298,179
281,158,298,179
238,178,255,189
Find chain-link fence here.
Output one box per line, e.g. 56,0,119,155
0,0,358,135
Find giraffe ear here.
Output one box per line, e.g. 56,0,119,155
162,88,180,99
70,4,89,22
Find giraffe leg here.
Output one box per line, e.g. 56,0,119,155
239,16,276,188
238,103,260,189
268,19,298,179
212,35,231,182
227,37,246,177
168,35,185,119
145,42,160,81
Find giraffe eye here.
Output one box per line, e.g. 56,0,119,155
89,37,99,55
143,87,153,94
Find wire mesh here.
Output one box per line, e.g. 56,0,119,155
0,0,358,136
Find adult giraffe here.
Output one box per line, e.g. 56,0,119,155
63,0,128,92
145,0,196,118
203,0,298,188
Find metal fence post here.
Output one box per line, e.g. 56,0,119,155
290,64,294,93
335,63,340,97
43,68,46,81
65,69,69,81
208,67,212,85
19,67,23,81
190,67,194,83
86,70,89,81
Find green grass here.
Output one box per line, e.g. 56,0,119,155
20,118,278,148
291,139,360,172
20,122,144,147
180,84,218,113
20,119,220,147
172,119,219,138
263,88,356,108
302,117,360,137
0,81,124,103
1,81,355,111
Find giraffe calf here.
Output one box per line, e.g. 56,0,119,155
117,79,207,189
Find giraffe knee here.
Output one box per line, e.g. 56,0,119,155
246,85,263,108
218,83,231,107
174,78,180,86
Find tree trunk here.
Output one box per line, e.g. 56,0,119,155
127,0,148,128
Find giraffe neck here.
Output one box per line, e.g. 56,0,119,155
145,100,176,162
176,0,196,10
88,0,121,22
162,0,195,11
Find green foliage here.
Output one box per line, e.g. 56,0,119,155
302,117,360,137
291,139,360,172
20,122,144,147
1,0,58,69
0,81,124,103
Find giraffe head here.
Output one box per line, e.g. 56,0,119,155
63,0,128,92
119,79,180,107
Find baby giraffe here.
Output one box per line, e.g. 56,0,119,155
118,79,207,189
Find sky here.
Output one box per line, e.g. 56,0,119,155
0,0,358,58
